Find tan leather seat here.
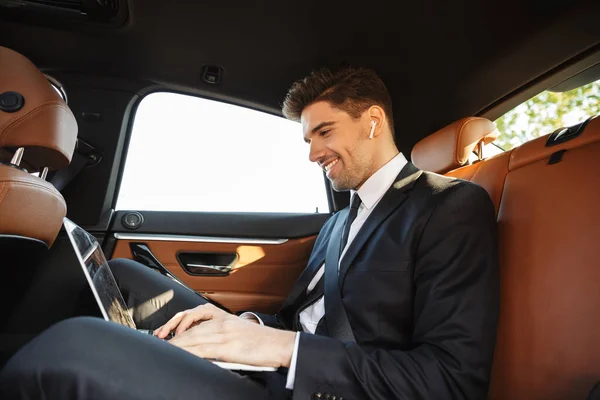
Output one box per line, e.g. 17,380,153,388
489,116,600,400
445,152,511,215
412,117,508,214
413,116,600,399
0,46,77,247
411,117,499,174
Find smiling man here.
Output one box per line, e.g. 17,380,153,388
0,68,500,400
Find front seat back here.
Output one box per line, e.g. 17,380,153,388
0,46,77,249
0,46,77,329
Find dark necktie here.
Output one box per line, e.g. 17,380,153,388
340,193,362,256
294,193,361,332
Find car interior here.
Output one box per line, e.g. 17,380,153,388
1,0,599,398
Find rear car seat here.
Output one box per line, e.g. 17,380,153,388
412,116,600,399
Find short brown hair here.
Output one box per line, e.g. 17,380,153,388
282,67,394,134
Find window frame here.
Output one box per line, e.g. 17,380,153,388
479,51,600,126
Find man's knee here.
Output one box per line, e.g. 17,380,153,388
108,257,143,277
1,317,269,399
42,316,111,344
1,317,157,399
0,317,110,392
4,317,114,368
1,317,163,382
107,258,159,291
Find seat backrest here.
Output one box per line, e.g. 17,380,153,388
445,150,511,215
488,116,600,400
0,46,77,248
414,115,600,399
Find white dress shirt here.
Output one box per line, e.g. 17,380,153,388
243,152,408,390
286,152,408,389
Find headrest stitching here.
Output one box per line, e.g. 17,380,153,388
0,101,73,148
0,178,62,197
0,182,10,205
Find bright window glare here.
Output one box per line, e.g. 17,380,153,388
116,92,329,213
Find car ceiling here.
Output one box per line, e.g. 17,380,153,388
1,0,600,153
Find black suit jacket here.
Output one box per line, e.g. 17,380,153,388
256,162,500,400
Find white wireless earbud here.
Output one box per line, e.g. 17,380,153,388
369,120,376,139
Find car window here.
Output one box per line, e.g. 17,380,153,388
116,92,330,214
494,78,600,150
467,142,504,163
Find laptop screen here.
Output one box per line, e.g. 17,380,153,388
64,217,136,329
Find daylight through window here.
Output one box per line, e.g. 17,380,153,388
494,78,600,150
116,92,330,214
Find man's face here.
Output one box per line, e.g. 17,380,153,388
301,101,373,191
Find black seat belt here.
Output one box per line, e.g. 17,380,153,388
587,381,600,400
50,139,101,192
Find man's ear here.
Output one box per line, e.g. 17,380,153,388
367,106,385,138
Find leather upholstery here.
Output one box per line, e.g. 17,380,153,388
0,46,78,246
490,129,600,400
0,46,77,171
446,150,511,214
418,114,600,399
412,117,499,174
111,236,317,313
0,166,65,246
509,116,600,170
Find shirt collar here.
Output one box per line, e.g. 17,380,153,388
351,152,408,211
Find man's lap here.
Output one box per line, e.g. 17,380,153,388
0,317,281,399
0,259,291,399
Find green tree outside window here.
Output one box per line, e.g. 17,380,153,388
494,79,600,150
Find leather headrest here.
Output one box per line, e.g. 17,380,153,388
411,117,499,174
0,46,77,171
0,165,66,247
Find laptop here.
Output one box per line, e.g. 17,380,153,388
63,217,275,372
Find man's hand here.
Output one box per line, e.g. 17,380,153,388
154,304,296,368
154,303,235,338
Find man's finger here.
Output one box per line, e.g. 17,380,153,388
174,313,201,336
174,306,215,336
154,311,187,338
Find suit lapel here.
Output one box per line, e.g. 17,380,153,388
338,162,423,286
279,162,423,322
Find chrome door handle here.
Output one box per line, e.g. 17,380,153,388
185,263,232,275
128,242,230,312
177,251,237,276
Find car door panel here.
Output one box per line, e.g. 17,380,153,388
109,211,325,313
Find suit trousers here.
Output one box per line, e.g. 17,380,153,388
0,258,291,400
